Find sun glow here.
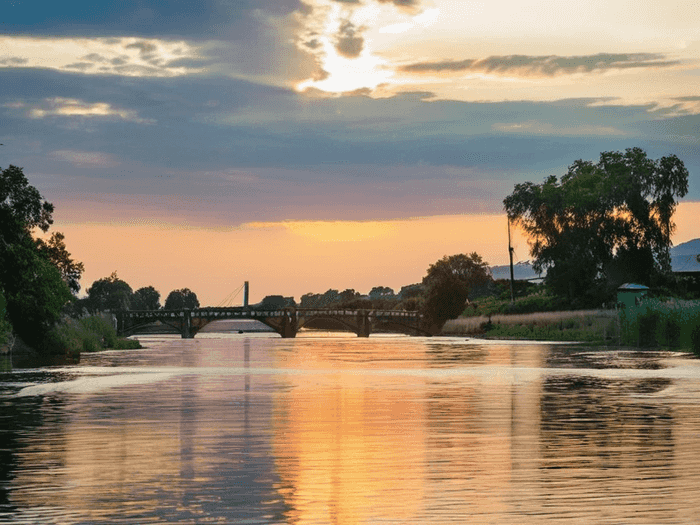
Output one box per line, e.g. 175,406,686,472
296,1,436,94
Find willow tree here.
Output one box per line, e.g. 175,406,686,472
503,148,689,305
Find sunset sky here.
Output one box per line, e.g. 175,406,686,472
2,0,699,305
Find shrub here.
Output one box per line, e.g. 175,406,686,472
620,298,700,351
44,315,140,354
691,325,700,357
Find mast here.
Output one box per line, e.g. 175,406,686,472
508,217,515,304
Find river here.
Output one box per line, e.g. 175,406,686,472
2,332,700,524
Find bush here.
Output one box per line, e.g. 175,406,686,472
45,315,140,354
691,325,700,356
620,298,700,351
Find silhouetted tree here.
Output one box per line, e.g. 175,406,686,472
36,232,85,294
421,253,491,325
504,148,689,306
87,272,133,312
132,286,161,310
0,165,73,347
164,288,199,310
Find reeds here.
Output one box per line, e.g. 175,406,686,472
442,309,618,343
619,298,700,354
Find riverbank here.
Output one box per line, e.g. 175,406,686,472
441,309,619,344
442,301,700,356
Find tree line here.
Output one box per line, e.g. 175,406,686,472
1,147,693,354
70,273,200,315
0,165,202,353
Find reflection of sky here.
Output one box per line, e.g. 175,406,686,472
4,337,700,522
2,0,699,303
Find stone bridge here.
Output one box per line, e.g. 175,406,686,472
116,307,439,339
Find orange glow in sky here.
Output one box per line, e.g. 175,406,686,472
53,202,699,306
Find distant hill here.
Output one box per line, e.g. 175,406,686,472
671,238,700,256
671,238,700,273
490,260,544,281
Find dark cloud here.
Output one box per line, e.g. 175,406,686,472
64,62,95,71
2,68,699,225
335,20,364,58
2,0,304,39
401,53,679,76
377,0,421,11
81,53,109,63
0,57,29,65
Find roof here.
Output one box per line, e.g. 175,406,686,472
618,283,650,291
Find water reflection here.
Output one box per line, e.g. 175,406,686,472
1,336,700,524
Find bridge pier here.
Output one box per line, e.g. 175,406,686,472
280,310,298,338
357,310,371,337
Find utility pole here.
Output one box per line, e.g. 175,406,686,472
508,217,515,304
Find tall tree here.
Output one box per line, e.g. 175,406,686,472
164,288,200,310
36,232,85,294
0,165,73,348
421,253,491,325
87,272,133,312
131,286,161,311
504,148,689,305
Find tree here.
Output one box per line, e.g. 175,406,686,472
87,272,133,312
0,165,54,241
504,148,689,306
421,253,491,324
0,165,73,348
369,286,395,299
36,232,85,294
164,288,200,310
131,286,161,310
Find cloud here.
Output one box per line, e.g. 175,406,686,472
400,53,680,77
0,36,204,78
335,20,365,58
16,97,153,124
492,120,626,136
51,150,120,168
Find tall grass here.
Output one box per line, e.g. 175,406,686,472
619,298,700,354
47,315,141,355
442,310,619,343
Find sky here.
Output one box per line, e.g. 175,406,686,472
2,0,699,305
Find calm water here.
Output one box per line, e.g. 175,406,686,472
2,333,700,524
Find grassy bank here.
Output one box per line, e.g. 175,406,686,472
442,309,619,344
443,299,700,356
619,298,700,354
48,315,141,355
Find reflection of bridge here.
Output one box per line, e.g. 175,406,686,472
116,307,437,339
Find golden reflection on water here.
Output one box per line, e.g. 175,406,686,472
3,336,700,524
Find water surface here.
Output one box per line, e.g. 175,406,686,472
2,333,700,524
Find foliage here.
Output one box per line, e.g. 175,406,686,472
87,272,133,312
421,252,492,325
259,295,295,309
504,148,689,307
131,286,161,310
48,315,141,354
619,298,700,351
164,287,200,310
301,289,340,308
0,289,11,347
36,232,85,294
0,165,54,240
0,165,75,349
369,286,395,299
